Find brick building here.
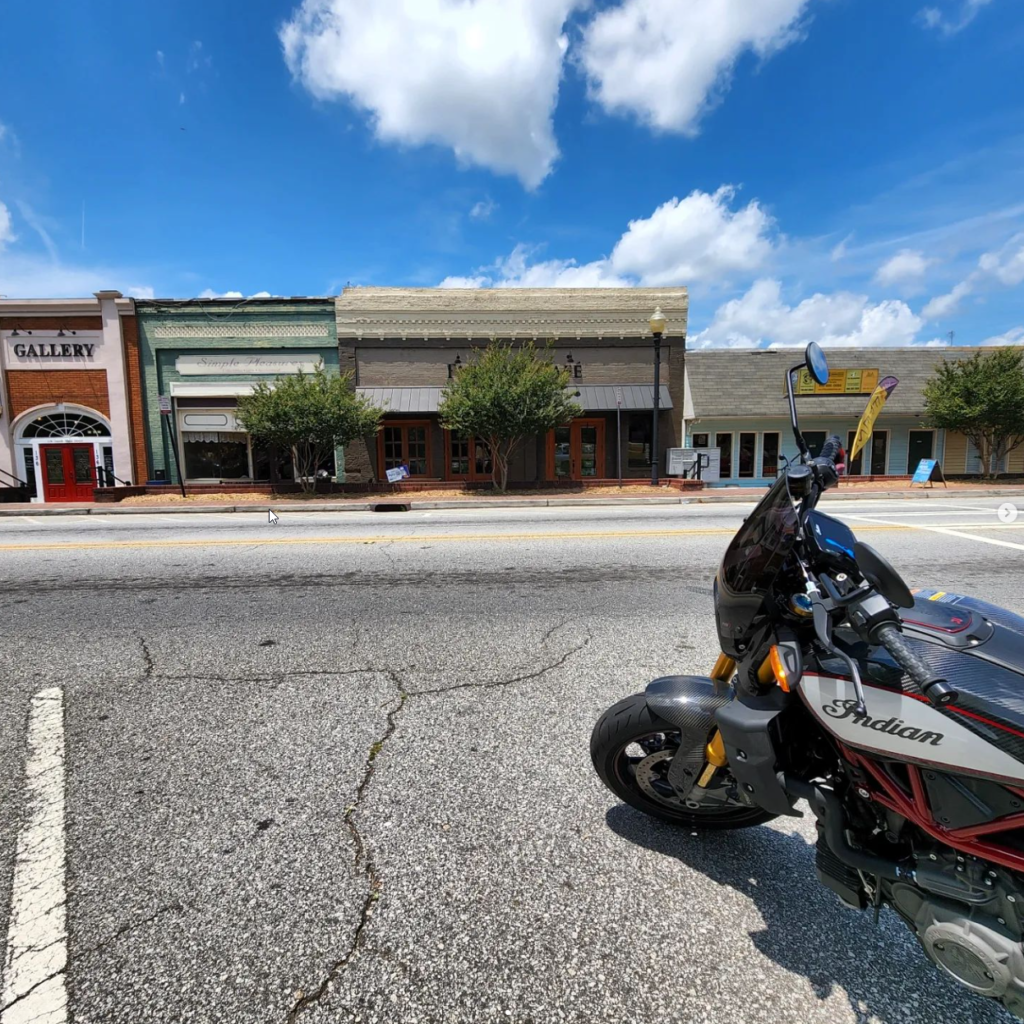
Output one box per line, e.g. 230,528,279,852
135,298,339,486
0,293,145,502
336,287,688,485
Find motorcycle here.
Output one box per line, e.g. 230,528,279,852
591,341,1024,1018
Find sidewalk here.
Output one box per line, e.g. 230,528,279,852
3,481,1024,516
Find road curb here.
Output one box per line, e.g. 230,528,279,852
1,487,1021,517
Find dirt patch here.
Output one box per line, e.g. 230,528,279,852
118,484,686,506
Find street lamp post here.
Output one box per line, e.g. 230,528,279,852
649,306,666,486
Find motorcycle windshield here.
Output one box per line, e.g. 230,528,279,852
719,473,800,596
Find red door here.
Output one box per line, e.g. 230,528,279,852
40,445,96,502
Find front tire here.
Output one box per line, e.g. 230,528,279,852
590,692,775,829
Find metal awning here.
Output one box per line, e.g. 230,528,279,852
575,385,672,411
357,387,443,413
357,383,672,414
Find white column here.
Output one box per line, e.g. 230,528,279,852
0,329,13,485
94,291,134,486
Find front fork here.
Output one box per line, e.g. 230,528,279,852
696,651,776,789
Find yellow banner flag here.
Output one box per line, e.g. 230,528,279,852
849,376,899,461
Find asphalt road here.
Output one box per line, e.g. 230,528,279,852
1,497,1023,1024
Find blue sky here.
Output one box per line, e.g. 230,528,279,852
1,0,1022,348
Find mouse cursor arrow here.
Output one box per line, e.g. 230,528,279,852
268,509,279,525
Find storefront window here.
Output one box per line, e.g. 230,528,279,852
738,432,756,478
184,436,250,479
627,415,652,469
762,433,780,477
692,433,709,448
870,430,888,475
379,421,432,477
716,433,732,478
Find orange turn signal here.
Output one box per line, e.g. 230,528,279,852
769,644,790,692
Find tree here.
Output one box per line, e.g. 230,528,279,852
923,348,1024,480
439,341,582,491
235,365,381,494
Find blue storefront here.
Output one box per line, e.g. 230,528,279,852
682,347,968,487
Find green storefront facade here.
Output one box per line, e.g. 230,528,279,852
135,298,340,486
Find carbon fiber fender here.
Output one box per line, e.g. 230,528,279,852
645,675,735,800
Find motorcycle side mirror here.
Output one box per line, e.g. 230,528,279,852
853,541,914,609
805,342,830,386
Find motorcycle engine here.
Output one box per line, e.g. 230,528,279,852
889,855,1024,1018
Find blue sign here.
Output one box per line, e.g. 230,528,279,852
912,458,937,484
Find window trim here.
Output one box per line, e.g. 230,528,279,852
737,431,757,478
443,429,492,482
761,431,781,478
715,431,733,479
869,428,890,476
377,419,434,479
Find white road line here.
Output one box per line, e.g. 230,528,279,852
841,512,1024,552
1,688,68,1024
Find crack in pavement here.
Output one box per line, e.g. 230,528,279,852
284,632,591,1022
139,636,155,681
0,967,66,1015
80,900,187,957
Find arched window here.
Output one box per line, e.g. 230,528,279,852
19,412,109,439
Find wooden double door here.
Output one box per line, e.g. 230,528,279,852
547,418,606,481
40,444,96,502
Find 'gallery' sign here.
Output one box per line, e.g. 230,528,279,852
175,354,323,376
10,342,97,359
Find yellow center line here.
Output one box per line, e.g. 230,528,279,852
2,521,1021,552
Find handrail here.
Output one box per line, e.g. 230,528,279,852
95,468,133,488
0,465,27,489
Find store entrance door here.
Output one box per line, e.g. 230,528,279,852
41,444,96,502
548,419,605,481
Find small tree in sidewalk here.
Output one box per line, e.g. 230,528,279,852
923,348,1024,480
439,341,582,491
235,366,381,494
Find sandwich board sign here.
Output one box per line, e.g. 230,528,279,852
911,458,946,488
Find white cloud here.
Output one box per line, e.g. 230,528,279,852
922,232,1024,319
874,248,934,290
0,200,14,249
608,186,775,285
249,291,272,298
128,286,155,300
443,185,776,289
830,235,852,262
438,275,489,289
980,326,1024,346
280,0,577,187
918,0,993,36
693,278,925,349
198,289,244,299
156,50,165,68
0,122,7,142
470,198,497,220
0,251,148,298
580,0,812,133
978,233,1024,287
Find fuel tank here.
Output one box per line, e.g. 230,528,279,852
800,593,1024,785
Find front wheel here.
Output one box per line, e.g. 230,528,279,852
590,692,775,829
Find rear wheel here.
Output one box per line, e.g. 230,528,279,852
591,692,775,829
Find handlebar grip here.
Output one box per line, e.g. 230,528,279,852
819,434,843,464
876,623,958,706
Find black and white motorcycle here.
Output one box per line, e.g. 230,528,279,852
592,342,1024,1018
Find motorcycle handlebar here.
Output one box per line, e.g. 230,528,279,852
875,623,958,707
